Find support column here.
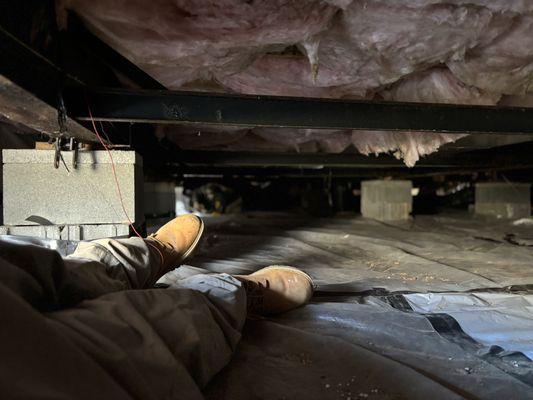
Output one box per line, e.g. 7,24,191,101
361,180,412,221
2,149,144,240
475,182,531,219
144,181,176,219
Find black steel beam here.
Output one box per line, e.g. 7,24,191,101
171,150,455,168
166,144,533,169
145,139,533,178
170,166,533,179
153,159,533,179
69,87,533,135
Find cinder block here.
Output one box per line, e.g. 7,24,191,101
144,181,176,218
475,182,531,219
79,224,130,239
3,150,144,226
0,225,62,240
0,223,129,240
361,180,412,221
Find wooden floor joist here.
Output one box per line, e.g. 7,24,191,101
0,75,96,142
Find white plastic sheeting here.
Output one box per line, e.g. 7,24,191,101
405,292,533,360
58,0,533,165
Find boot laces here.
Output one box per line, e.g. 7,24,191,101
242,279,266,314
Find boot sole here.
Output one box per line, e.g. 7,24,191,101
178,215,205,264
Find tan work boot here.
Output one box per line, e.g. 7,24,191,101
236,266,314,316
145,214,204,272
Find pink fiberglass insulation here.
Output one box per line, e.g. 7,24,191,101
57,0,338,88
380,68,501,105
58,0,533,165
352,131,463,168
447,14,533,95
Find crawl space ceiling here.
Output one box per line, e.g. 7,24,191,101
58,0,533,166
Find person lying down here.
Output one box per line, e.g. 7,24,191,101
0,214,313,400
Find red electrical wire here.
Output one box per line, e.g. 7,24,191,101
87,104,165,266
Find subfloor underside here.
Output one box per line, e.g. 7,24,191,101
156,212,533,399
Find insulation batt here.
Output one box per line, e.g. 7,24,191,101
59,0,533,166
